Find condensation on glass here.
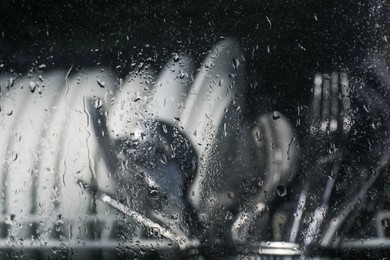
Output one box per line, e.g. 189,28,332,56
1,1,390,259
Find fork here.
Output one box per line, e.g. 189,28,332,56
299,71,353,245
320,77,390,247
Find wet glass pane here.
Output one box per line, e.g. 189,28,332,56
1,1,390,259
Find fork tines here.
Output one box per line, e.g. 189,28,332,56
311,72,351,136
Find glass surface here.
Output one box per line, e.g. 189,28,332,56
0,1,390,259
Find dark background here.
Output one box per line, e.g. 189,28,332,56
0,0,389,119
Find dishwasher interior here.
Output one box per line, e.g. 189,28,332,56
1,1,390,259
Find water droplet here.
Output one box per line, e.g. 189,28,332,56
5,214,15,225
38,64,46,69
381,220,389,228
178,70,185,79
149,188,157,197
39,75,44,82
225,211,233,220
94,98,103,109
9,77,14,87
162,124,168,133
272,111,281,120
11,152,18,161
29,81,37,92
298,43,306,51
219,79,223,86
232,58,240,70
160,152,168,164
172,53,181,62
227,192,234,199
277,185,287,197
266,16,272,30
55,215,64,225
254,130,261,142
97,79,105,88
